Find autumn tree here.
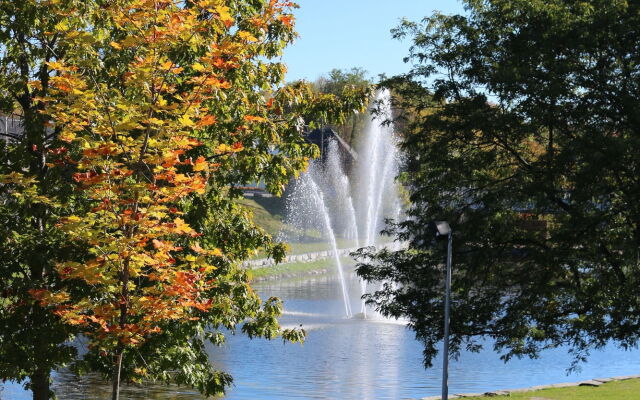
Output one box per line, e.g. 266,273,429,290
356,0,640,370
2,0,368,399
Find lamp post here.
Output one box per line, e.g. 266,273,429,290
427,221,452,400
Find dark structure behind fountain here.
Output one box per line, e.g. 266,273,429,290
304,127,358,171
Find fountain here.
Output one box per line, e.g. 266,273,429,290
282,89,402,318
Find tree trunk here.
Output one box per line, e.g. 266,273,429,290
30,369,50,400
112,256,130,400
111,345,123,400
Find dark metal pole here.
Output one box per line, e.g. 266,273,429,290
442,231,452,400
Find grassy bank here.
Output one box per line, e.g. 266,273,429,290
465,378,640,400
248,257,355,279
238,197,360,254
238,197,285,236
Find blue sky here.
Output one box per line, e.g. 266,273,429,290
282,0,466,82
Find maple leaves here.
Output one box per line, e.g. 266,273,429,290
24,0,314,395
5,0,369,397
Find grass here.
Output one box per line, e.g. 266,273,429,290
286,238,361,254
237,197,285,236
465,378,640,400
237,195,388,260
248,256,355,279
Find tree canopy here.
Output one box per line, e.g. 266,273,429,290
312,67,372,145
0,1,369,399
356,0,640,370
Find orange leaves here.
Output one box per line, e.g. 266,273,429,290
197,114,217,127
82,143,120,157
171,136,202,150
190,242,223,257
244,115,266,123
215,142,244,154
38,0,309,363
203,76,232,89
72,171,100,184
152,239,180,253
277,14,294,27
171,217,198,237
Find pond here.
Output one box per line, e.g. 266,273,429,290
2,271,640,399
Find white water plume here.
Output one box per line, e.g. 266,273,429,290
281,89,402,319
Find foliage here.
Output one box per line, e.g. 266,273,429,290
356,0,640,370
0,1,89,398
1,0,369,398
312,67,372,144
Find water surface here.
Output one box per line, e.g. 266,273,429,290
2,272,640,399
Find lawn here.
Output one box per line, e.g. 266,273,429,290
248,256,355,279
465,378,640,400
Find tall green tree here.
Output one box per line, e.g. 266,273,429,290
313,67,372,144
1,1,369,399
0,1,85,398
356,0,640,369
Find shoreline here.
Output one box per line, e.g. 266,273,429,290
415,374,640,399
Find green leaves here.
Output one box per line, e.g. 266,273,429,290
1,1,369,398
359,0,640,370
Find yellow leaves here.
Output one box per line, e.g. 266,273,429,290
34,0,313,358
171,136,202,149
54,20,70,32
61,313,88,326
215,142,244,154
189,243,223,258
193,156,208,171
114,120,142,132
237,30,258,42
160,60,173,70
56,260,105,285
59,130,77,143
178,114,195,127
212,5,234,28
192,62,206,72
1,172,59,206
46,61,68,71
0,171,34,186
108,37,138,53
174,218,197,236
29,288,70,306
28,80,43,91
146,117,165,126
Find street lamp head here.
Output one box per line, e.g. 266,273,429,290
427,220,451,240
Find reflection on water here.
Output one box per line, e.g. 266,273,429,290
3,271,640,399
0,372,203,400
